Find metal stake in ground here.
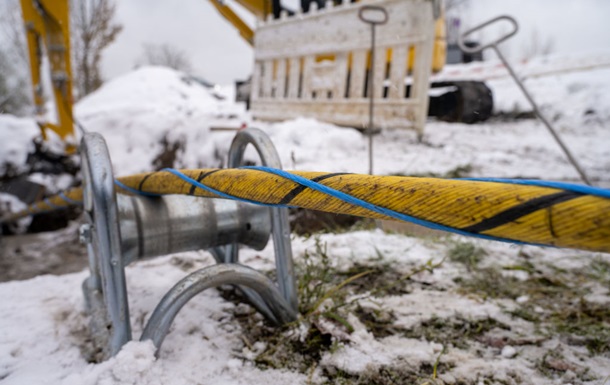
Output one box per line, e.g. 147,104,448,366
459,15,592,186
359,5,388,175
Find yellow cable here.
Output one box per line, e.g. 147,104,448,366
3,169,609,253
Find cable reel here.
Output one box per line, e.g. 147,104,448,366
79,129,297,360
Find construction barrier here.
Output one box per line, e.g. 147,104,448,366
250,0,436,134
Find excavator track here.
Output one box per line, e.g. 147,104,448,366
428,80,494,124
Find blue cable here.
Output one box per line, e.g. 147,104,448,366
160,168,294,208
44,198,59,209
114,179,161,197
59,191,82,205
243,166,544,247
459,177,610,199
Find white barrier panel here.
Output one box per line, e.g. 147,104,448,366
251,0,436,134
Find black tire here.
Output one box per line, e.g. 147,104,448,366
428,81,494,124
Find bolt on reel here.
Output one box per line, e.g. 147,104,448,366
79,128,297,360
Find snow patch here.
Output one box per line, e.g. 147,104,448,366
75,66,242,176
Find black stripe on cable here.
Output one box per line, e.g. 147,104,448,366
138,173,153,191
279,173,348,205
461,190,583,233
188,170,221,196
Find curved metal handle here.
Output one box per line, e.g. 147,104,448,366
141,264,297,354
458,15,519,54
226,128,298,313
358,5,388,25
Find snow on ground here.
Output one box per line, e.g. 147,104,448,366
1,232,609,384
75,66,245,176
1,52,610,384
0,115,38,176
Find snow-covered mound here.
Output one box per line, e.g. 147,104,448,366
252,118,367,172
75,66,243,176
0,115,38,176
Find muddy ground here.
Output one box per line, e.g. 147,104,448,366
0,222,87,283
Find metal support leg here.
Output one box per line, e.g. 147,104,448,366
226,127,298,313
140,264,296,354
80,132,131,359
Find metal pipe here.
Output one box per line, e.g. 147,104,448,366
141,263,297,354
359,5,388,175
459,15,592,186
117,194,271,265
492,47,592,185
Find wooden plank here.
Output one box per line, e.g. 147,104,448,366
372,47,386,100
334,52,348,99
287,57,300,99
261,60,273,98
349,50,367,99
275,58,287,98
301,55,315,100
388,45,408,99
252,99,419,129
254,0,430,60
410,33,434,134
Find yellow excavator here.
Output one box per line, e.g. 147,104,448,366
20,0,76,153
1,0,77,223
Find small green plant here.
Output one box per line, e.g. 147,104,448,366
231,238,451,382
448,241,487,271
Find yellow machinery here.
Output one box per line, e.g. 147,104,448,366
20,0,75,152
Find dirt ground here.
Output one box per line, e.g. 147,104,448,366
0,221,87,282
0,210,356,283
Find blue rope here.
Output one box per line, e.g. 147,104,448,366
59,191,82,205
160,168,293,208
44,198,59,209
243,166,544,247
114,179,161,197
460,177,610,199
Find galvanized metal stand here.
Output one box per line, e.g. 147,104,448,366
80,133,131,358
459,16,592,186
226,128,298,313
80,129,298,360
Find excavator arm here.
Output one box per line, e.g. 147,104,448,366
207,0,258,46
207,0,294,46
20,0,75,152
